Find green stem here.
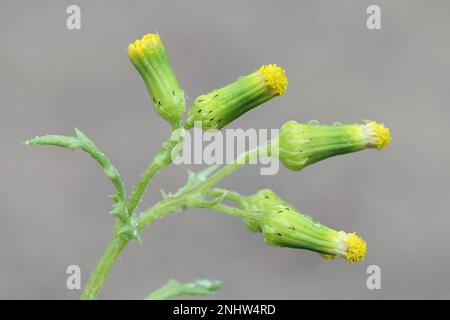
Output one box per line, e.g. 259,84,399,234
206,188,244,205
80,141,268,300
127,137,181,215
190,147,260,195
136,195,189,231
81,194,188,300
80,234,129,300
146,280,184,300
146,277,223,300
209,203,254,219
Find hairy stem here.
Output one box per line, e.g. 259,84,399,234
189,147,260,195
81,194,189,299
208,203,254,219
136,195,189,231
80,234,128,300
206,188,244,205
146,279,184,300
127,137,181,215
146,278,223,300
81,142,268,299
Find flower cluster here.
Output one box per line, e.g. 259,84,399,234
26,31,394,300
129,34,186,128
128,32,391,263
185,64,288,130
278,120,391,171
239,189,366,263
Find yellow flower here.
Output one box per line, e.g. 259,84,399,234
128,33,186,128
186,64,288,130
258,64,288,96
362,121,391,150
278,120,392,171
240,189,367,263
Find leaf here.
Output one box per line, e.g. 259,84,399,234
26,130,140,241
171,165,220,198
25,135,82,150
146,277,224,300
187,190,228,208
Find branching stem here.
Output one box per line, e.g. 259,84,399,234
81,139,271,299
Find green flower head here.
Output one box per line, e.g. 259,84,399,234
185,64,288,130
129,33,186,128
278,120,391,171
240,189,366,263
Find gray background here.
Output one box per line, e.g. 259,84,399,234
1,0,449,299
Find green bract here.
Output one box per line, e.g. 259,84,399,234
185,64,288,130
238,189,366,263
128,33,186,128
278,120,383,171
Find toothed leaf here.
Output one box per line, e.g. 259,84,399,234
187,190,228,208
146,277,223,300
26,129,129,225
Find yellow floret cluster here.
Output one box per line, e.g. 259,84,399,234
344,232,367,263
369,121,391,150
128,33,161,58
258,64,288,96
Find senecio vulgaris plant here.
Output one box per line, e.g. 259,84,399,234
26,33,391,300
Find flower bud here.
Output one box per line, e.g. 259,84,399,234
241,189,366,263
185,64,288,130
128,33,186,127
278,120,391,171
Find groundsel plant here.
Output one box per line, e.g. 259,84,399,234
25,32,391,300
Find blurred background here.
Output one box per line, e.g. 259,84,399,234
1,0,449,299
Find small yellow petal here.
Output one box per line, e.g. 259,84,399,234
258,64,288,96
366,121,391,150
128,33,161,57
344,232,367,263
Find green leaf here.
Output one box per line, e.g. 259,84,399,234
171,165,220,198
25,135,82,150
187,190,228,208
25,130,140,241
117,221,142,244
146,277,223,300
